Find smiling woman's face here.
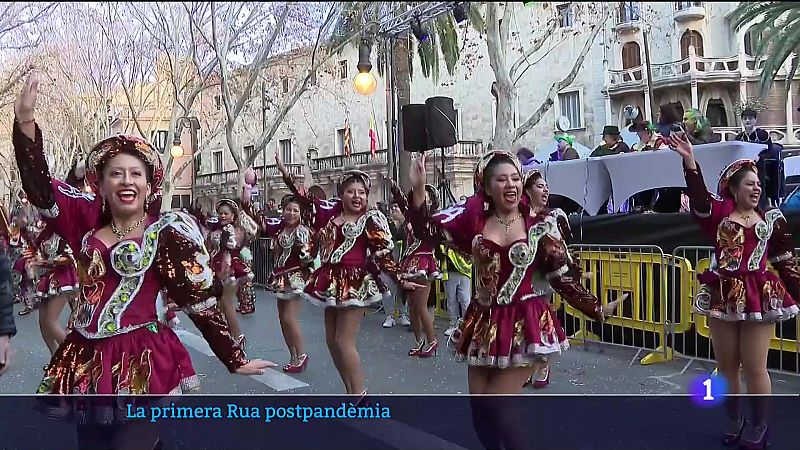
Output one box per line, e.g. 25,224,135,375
99,153,150,217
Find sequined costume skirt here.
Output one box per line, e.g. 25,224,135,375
237,281,256,314
695,270,799,322
37,322,200,425
454,296,568,369
304,263,386,308
12,256,33,289
212,254,253,285
399,252,442,283
267,265,311,300
36,265,79,300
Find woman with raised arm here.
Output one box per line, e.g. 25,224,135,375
32,222,78,356
669,133,798,449
388,180,442,358
250,188,315,373
408,152,623,392
276,151,422,395
13,72,271,450
205,197,259,345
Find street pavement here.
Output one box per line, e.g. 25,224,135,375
3,287,800,396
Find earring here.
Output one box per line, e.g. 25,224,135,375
102,198,106,214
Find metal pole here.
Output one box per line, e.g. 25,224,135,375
643,29,657,120
385,36,398,198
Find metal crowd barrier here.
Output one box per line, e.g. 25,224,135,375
250,238,275,287
553,245,672,365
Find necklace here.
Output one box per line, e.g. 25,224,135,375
734,210,753,226
111,215,147,241
494,213,522,233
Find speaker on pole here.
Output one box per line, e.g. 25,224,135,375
401,104,430,153
425,96,457,149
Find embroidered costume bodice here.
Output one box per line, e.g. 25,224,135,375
410,195,602,319
280,173,399,278
683,163,800,294
207,214,258,260
13,121,247,372
261,217,313,273
389,184,437,259
35,225,74,266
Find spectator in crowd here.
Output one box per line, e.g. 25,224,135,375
656,103,683,138
632,120,668,151
682,108,716,145
736,107,774,157
265,198,280,219
549,134,580,161
516,147,540,172
381,202,411,328
590,126,631,157
0,242,14,377
443,246,471,338
630,121,667,212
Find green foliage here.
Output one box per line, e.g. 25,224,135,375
332,2,484,83
730,1,800,95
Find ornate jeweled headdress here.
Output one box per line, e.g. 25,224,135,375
473,150,522,193
215,198,240,214
337,169,372,194
717,159,758,196
85,135,164,194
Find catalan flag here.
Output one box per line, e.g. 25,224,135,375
369,113,378,158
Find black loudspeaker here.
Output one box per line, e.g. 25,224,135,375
425,96,457,148
401,104,430,153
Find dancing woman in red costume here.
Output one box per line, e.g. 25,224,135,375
206,198,259,346
521,169,580,389
276,152,423,395
389,181,442,358
408,152,623,449
408,152,623,392
13,72,271,450
32,223,79,356
670,133,799,449
250,179,314,373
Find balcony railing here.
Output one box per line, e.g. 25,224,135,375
310,149,388,172
607,52,778,93
195,163,304,187
617,2,641,24
308,140,484,172
711,126,797,145
675,1,703,11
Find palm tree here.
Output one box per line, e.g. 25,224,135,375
331,2,484,191
730,1,800,94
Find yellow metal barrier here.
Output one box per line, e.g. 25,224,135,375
554,245,672,365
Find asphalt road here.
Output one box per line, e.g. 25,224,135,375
3,288,800,396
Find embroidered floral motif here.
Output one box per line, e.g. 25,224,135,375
496,217,554,305
330,210,386,263
96,213,196,337
748,209,783,271
717,219,745,271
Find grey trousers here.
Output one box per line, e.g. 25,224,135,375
380,273,408,317
445,271,471,323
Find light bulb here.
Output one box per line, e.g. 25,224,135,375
353,72,377,96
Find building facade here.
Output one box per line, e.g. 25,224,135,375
194,1,800,205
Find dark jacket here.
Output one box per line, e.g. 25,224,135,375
549,147,580,162
0,247,15,338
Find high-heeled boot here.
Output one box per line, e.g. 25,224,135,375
722,396,744,447
740,397,770,450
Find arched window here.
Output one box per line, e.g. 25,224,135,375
680,30,704,72
706,99,728,127
622,42,642,70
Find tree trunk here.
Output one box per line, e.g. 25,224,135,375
394,37,413,193
486,2,516,150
